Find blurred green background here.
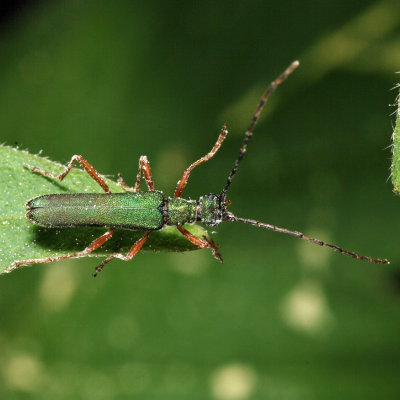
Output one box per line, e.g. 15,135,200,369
1,0,400,399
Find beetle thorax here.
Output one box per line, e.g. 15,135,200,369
166,197,197,226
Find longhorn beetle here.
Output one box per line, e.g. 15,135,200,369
7,61,389,276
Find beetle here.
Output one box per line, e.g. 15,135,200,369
7,61,388,276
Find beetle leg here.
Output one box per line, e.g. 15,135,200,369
93,231,151,277
176,226,223,262
24,155,110,193
116,173,132,190
174,124,228,198
202,235,223,262
7,228,116,273
117,155,155,192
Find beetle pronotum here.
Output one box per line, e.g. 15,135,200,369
7,61,389,276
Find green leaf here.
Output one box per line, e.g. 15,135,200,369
0,145,210,274
392,88,400,193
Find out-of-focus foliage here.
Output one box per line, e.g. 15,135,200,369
392,87,400,192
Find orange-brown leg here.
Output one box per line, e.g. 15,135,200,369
93,231,151,277
174,125,228,198
24,155,110,193
176,226,223,262
117,155,155,192
7,228,116,273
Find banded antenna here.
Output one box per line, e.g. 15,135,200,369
220,61,388,265
220,60,299,202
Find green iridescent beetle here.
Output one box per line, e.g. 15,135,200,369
7,61,388,276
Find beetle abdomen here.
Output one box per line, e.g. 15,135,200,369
27,192,165,231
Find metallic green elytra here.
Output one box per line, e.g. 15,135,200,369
7,60,389,277
27,192,165,230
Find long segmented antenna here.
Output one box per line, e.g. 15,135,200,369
220,60,299,202
218,61,388,265
224,213,389,264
